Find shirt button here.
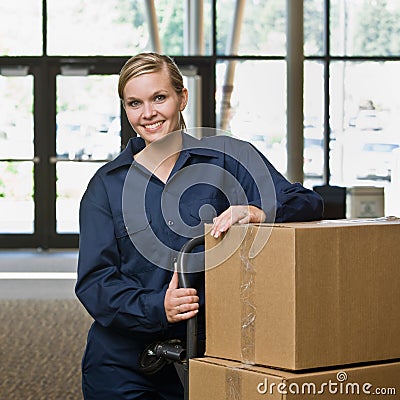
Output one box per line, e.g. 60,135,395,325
167,220,174,226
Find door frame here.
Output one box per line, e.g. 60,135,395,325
0,56,216,249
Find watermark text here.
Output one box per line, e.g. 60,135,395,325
256,371,396,396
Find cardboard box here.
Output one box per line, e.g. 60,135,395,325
189,357,400,400
205,218,400,370
346,186,385,218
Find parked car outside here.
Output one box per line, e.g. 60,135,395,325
340,132,400,182
349,110,384,131
355,139,400,181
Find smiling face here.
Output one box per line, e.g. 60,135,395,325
123,66,188,146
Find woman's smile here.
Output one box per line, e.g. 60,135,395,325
143,120,164,131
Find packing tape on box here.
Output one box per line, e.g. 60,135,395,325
225,367,242,400
239,225,257,364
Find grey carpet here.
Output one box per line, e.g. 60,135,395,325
0,299,93,400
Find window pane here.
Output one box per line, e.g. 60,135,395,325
304,0,324,56
330,61,400,214
304,61,324,188
56,74,121,233
56,162,105,233
182,72,202,129
0,77,35,234
0,162,34,233
0,1,42,56
217,0,286,56
0,76,34,159
47,0,212,56
216,60,287,175
56,75,121,160
48,0,146,56
331,0,400,56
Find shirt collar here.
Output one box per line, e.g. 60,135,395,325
181,131,220,158
104,131,219,174
104,136,145,174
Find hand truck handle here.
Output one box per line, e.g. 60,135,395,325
176,235,205,361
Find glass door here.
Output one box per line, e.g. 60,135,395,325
0,61,210,248
0,72,36,235
53,67,203,235
54,73,121,234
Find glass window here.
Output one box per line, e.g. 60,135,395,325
0,1,42,56
181,71,202,129
0,161,34,233
47,0,148,56
330,0,400,57
304,61,324,187
56,162,105,233
216,60,287,175
304,0,324,56
0,76,34,159
330,61,400,189
56,75,121,160
56,75,121,233
217,0,286,56
0,75,34,234
47,0,212,56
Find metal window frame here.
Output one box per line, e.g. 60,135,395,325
2,0,399,248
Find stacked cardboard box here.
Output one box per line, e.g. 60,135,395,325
190,357,399,400
190,218,400,399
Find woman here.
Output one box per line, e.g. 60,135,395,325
75,52,323,399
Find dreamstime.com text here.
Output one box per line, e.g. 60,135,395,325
256,371,396,396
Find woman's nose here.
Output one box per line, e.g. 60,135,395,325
143,102,156,118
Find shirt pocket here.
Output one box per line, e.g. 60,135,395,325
187,197,228,224
114,214,159,275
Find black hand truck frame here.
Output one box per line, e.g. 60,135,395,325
139,236,205,400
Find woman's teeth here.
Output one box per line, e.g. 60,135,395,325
145,121,163,129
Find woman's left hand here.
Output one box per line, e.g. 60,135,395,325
210,205,266,238
164,272,199,323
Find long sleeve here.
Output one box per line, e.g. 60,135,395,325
75,173,170,336
235,141,324,222
257,150,324,222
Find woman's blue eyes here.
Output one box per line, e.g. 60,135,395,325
129,95,166,107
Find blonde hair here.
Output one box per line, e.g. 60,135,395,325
118,52,187,130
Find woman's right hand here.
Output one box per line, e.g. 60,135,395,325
210,205,266,238
164,271,199,323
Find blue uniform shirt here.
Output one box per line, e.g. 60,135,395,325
75,132,323,371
